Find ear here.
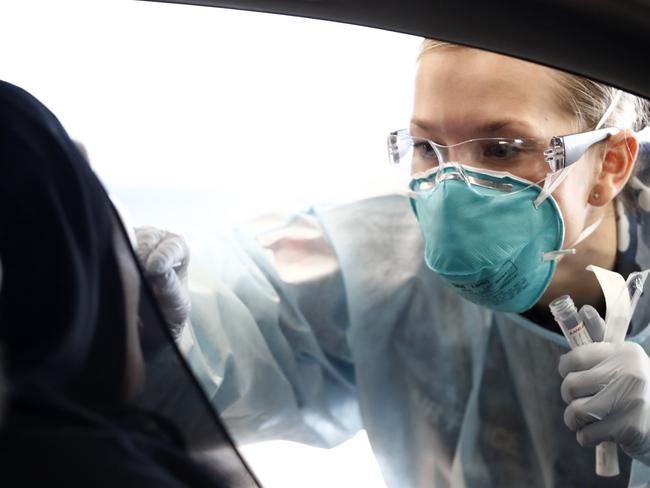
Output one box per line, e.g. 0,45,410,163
589,130,638,206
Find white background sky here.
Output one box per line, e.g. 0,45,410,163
0,1,422,486
0,0,420,226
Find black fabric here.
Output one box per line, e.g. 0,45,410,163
0,82,123,402
0,81,229,487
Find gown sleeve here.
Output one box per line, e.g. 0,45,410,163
179,208,362,448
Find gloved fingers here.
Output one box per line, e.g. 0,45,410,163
564,395,606,432
558,342,615,378
148,267,182,296
561,367,611,404
135,227,189,277
133,226,191,338
144,233,190,278
576,402,646,448
561,342,650,455
148,271,190,327
135,226,164,266
579,304,605,343
565,369,648,432
575,418,615,447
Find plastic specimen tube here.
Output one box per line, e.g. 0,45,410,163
549,294,619,477
549,295,593,348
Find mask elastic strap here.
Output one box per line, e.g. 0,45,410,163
542,216,604,262
534,165,576,208
595,89,623,130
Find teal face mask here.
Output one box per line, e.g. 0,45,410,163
411,165,565,313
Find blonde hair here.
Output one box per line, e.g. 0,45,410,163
419,39,650,132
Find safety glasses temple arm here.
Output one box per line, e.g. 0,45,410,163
556,127,620,169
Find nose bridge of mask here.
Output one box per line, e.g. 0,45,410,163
412,162,538,195
435,163,513,194
407,162,544,217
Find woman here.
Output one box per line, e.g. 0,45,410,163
0,80,249,487
139,41,650,486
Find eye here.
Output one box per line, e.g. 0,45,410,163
483,140,522,159
413,140,437,161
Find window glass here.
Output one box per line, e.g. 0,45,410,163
0,1,418,486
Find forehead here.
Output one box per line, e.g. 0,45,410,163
412,48,573,139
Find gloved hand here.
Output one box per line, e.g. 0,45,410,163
559,306,650,463
579,304,605,342
135,226,191,340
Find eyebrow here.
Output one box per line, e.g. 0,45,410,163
409,118,536,138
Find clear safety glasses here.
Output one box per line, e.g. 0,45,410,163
387,127,620,187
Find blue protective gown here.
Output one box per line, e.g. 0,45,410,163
181,175,650,487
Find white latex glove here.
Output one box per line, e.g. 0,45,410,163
579,304,605,343
135,226,190,339
559,318,650,464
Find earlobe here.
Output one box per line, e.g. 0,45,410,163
589,187,603,206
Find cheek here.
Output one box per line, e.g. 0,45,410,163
552,174,591,247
